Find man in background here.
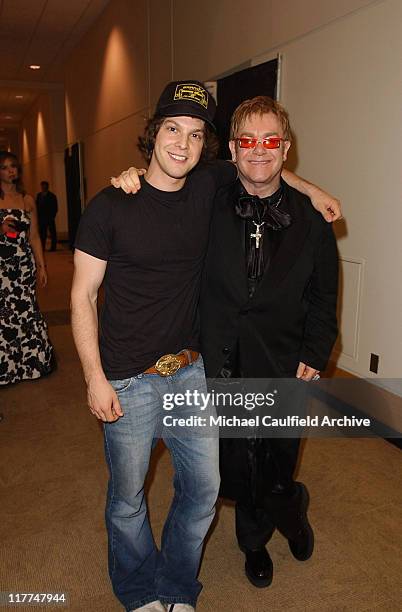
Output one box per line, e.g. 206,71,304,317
36,180,58,251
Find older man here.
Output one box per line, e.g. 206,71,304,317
200,97,338,588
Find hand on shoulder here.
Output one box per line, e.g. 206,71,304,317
110,167,147,194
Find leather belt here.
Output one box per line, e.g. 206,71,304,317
144,350,199,377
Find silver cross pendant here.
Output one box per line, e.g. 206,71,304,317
251,222,265,249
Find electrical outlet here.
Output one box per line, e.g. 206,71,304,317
369,353,379,374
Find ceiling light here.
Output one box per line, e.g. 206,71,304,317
15,95,23,99
4,116,12,119
29,64,41,70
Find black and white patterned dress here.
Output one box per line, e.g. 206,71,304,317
0,207,53,385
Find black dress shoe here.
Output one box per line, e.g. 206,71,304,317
287,483,314,561
288,522,314,561
244,548,273,588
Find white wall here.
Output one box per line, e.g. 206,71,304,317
172,0,402,382
171,0,376,79
20,90,68,236
255,0,402,382
64,0,173,199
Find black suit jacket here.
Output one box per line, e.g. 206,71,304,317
36,191,58,223
200,180,338,378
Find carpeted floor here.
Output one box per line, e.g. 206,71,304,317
1,248,401,611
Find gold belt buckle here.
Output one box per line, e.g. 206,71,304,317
155,353,182,376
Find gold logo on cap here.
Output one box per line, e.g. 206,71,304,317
174,84,208,109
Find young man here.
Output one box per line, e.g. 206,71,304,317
114,94,339,592
71,81,239,612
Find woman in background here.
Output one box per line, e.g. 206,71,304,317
0,151,53,385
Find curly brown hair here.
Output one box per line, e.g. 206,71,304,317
137,115,219,163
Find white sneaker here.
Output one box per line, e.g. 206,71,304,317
166,605,195,612
131,601,166,612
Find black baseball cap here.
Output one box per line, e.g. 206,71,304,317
155,80,216,130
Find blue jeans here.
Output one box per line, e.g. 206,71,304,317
104,356,219,610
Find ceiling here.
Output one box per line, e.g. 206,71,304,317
0,0,110,145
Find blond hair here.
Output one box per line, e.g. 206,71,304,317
230,96,291,141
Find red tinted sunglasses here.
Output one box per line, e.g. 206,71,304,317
236,137,284,149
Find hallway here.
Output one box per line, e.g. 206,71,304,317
0,248,401,611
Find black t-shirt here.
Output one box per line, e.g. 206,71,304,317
75,160,236,379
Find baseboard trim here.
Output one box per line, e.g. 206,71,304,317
322,362,401,450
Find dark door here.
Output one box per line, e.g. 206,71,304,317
215,58,278,159
64,142,84,249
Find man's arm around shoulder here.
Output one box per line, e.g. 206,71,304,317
282,168,342,222
71,250,123,422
